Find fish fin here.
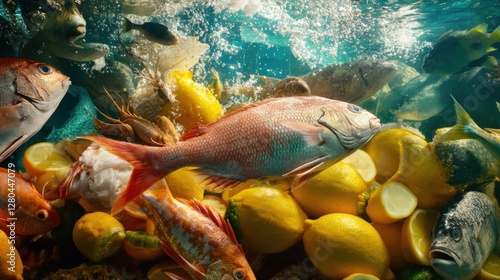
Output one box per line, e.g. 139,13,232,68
280,120,325,146
0,134,28,162
179,198,245,254
482,56,499,70
80,136,166,215
191,170,243,192
160,243,206,279
470,23,488,34
283,155,328,178
57,161,83,199
181,124,208,140
491,25,500,41
123,17,133,33
437,30,453,41
474,180,497,200
435,97,480,143
162,271,191,280
487,47,498,53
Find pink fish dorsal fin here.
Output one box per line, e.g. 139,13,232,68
179,198,245,255
280,120,325,146
181,124,208,140
160,243,206,279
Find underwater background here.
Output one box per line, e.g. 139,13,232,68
2,1,500,279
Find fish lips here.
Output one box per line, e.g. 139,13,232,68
430,247,465,278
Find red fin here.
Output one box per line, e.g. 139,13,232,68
279,120,325,146
181,124,208,140
191,170,243,192
179,198,244,255
80,136,166,215
160,243,206,279
283,155,328,177
57,161,83,199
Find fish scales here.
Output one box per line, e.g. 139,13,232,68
137,184,255,279
84,96,380,214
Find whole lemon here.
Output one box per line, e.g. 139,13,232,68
303,213,390,279
72,212,126,262
0,231,22,280
164,167,204,201
225,186,307,254
292,162,368,218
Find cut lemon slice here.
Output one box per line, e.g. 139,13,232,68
342,149,377,184
366,182,418,224
401,209,439,266
23,142,73,178
478,252,500,279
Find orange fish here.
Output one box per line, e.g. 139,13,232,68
83,96,380,214
0,57,71,162
133,180,255,280
0,167,61,235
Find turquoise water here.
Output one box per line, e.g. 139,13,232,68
0,0,499,148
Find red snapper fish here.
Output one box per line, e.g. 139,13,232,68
83,96,381,214
0,57,71,162
0,167,61,235
133,180,255,279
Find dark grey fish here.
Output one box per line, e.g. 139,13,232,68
430,182,500,280
123,18,179,46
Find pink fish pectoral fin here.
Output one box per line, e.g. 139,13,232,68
191,170,243,192
279,120,325,146
160,243,206,279
0,134,29,162
163,271,191,280
283,155,328,178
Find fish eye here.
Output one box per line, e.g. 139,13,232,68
233,268,246,279
348,104,362,114
450,226,462,242
38,64,52,75
35,209,49,221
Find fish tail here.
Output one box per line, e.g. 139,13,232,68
80,136,167,215
436,97,482,143
123,18,133,33
491,25,500,41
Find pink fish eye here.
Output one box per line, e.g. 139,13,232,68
38,64,52,75
35,209,49,221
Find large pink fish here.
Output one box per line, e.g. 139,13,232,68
82,96,380,214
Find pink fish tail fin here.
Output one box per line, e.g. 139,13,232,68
80,136,167,215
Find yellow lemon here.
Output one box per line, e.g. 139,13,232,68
401,209,439,266
389,137,458,209
363,126,426,183
366,182,418,224
303,213,390,279
292,162,368,218
221,177,294,202
225,186,307,254
0,230,22,280
164,167,204,201
23,141,72,183
147,260,191,280
478,252,500,279
72,212,126,262
341,149,377,183
163,70,223,132
202,195,227,218
343,273,380,280
371,222,408,272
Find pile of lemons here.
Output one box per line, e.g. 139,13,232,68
18,83,500,279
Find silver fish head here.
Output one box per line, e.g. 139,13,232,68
348,59,398,103
318,101,380,149
430,190,500,280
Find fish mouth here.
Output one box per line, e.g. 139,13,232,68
369,117,381,130
62,77,72,90
430,248,462,278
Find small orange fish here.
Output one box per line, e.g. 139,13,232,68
82,96,380,214
133,180,255,280
0,167,61,235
